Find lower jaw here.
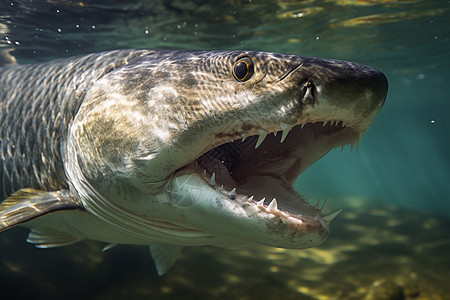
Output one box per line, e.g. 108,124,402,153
235,175,319,216
168,166,332,248
190,162,322,220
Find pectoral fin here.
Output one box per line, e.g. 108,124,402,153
0,188,83,232
27,228,80,248
149,243,184,275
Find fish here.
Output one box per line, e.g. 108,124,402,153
0,49,388,275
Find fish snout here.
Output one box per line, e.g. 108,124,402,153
290,57,388,124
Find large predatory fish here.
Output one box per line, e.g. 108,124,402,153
0,49,388,275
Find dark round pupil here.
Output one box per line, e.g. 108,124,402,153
234,61,249,80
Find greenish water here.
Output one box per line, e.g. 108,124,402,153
0,0,449,299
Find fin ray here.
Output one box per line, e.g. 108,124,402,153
0,188,83,231
27,228,80,248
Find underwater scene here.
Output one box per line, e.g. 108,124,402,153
0,0,449,299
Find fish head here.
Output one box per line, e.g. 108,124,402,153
67,50,387,248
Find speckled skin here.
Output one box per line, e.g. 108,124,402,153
0,49,387,251
0,49,150,200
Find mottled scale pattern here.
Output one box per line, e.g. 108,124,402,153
0,49,151,201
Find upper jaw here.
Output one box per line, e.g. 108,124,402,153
191,118,361,215
169,78,375,226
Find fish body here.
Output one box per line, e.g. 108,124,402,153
0,49,388,274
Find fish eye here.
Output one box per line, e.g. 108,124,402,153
232,57,254,82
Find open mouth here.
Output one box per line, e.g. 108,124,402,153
191,120,361,224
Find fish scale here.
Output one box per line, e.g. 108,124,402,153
0,49,150,200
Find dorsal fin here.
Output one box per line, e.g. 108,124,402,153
0,49,17,67
0,188,83,232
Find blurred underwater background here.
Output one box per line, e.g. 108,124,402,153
0,0,449,299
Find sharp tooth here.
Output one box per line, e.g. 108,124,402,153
322,121,327,127
257,198,265,207
267,198,278,212
301,123,306,129
241,133,247,142
209,173,216,187
203,169,207,177
280,123,292,143
356,132,364,152
314,198,321,209
324,209,343,223
280,130,289,143
255,130,268,149
229,188,236,199
320,196,327,212
248,196,254,201
350,140,357,151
